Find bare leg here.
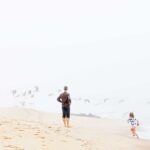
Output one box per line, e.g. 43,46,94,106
131,128,139,139
63,118,67,127
133,128,139,139
131,128,135,136
66,118,70,128
135,133,139,139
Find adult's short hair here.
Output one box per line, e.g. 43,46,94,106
64,86,68,91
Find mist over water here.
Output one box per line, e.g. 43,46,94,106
0,0,150,140
0,49,150,140
0,82,150,139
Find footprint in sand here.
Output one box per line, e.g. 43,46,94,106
34,131,41,136
55,129,61,133
2,136,12,140
39,136,45,139
34,131,46,140
61,140,67,143
75,138,83,142
84,142,93,150
48,126,52,128
41,142,48,149
2,121,9,124
4,145,24,150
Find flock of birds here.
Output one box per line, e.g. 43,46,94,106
11,86,39,107
11,86,150,108
11,86,63,107
12,86,39,98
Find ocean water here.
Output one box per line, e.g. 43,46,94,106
0,86,150,140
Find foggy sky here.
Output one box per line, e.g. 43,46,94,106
0,0,150,98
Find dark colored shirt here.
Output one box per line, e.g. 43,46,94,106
57,92,71,107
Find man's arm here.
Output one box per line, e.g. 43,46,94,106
68,94,71,104
57,94,62,103
137,120,140,126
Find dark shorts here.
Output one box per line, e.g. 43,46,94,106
62,106,70,118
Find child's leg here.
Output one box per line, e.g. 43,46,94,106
133,128,139,138
131,128,135,136
131,128,139,138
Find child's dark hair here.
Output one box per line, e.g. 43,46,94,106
129,112,134,118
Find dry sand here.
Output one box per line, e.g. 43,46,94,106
0,107,150,150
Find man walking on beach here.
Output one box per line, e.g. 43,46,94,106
57,86,71,127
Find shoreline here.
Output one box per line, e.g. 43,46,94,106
0,107,150,150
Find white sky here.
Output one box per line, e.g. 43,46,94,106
0,0,150,98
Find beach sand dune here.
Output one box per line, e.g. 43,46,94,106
0,107,150,150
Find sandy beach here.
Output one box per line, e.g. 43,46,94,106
0,107,149,150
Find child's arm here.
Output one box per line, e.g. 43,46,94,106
127,119,130,124
137,120,140,126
